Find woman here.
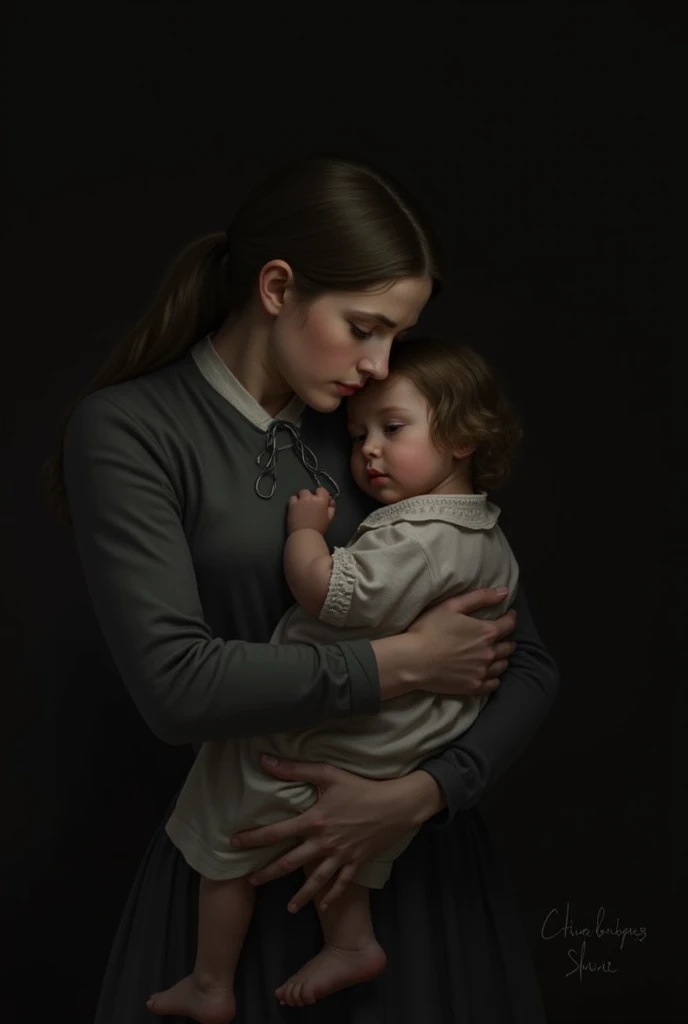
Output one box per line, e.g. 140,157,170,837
48,155,558,1022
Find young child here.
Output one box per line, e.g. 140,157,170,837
148,336,523,1021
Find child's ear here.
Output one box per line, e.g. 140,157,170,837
452,444,475,459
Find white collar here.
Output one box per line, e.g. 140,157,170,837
191,334,305,431
354,493,500,536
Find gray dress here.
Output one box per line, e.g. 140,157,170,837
64,335,558,1023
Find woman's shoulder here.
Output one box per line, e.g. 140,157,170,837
69,355,197,439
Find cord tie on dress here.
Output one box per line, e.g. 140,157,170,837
254,420,340,500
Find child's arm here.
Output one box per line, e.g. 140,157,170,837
283,488,335,618
284,529,333,617
319,521,440,633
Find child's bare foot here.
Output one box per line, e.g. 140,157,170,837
146,973,236,1024
275,939,387,1007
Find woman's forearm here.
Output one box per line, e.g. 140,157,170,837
63,395,382,747
370,634,423,701
419,587,559,822
402,770,448,825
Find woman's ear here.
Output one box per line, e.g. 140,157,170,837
257,260,295,316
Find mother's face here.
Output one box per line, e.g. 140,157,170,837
266,270,433,413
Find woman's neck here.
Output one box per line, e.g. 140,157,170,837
211,310,295,417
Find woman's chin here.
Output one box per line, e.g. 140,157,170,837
304,388,342,413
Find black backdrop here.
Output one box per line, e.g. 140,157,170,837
2,5,680,1023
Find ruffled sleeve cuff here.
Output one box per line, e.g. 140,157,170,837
319,546,358,626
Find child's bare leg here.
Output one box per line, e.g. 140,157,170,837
147,875,254,1024
276,865,387,1008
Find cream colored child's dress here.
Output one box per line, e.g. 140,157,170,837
166,493,519,888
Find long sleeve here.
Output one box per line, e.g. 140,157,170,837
419,586,559,821
63,393,380,747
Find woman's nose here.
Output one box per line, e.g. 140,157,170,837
358,343,391,380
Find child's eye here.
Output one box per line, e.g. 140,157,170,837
349,433,365,443
350,324,373,341
385,424,403,434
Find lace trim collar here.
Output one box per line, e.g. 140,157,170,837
355,493,500,535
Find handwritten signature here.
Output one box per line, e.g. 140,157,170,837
540,903,647,982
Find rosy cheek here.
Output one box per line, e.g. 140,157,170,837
303,317,329,354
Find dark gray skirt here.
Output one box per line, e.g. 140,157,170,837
94,799,545,1023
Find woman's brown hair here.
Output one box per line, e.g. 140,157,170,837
45,155,445,522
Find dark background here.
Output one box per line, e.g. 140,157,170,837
2,4,680,1023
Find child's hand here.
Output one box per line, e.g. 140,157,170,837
287,487,336,535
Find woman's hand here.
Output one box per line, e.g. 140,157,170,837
407,587,517,697
230,756,444,912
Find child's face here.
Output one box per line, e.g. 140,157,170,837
346,374,459,503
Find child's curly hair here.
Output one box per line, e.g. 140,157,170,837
386,336,523,491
